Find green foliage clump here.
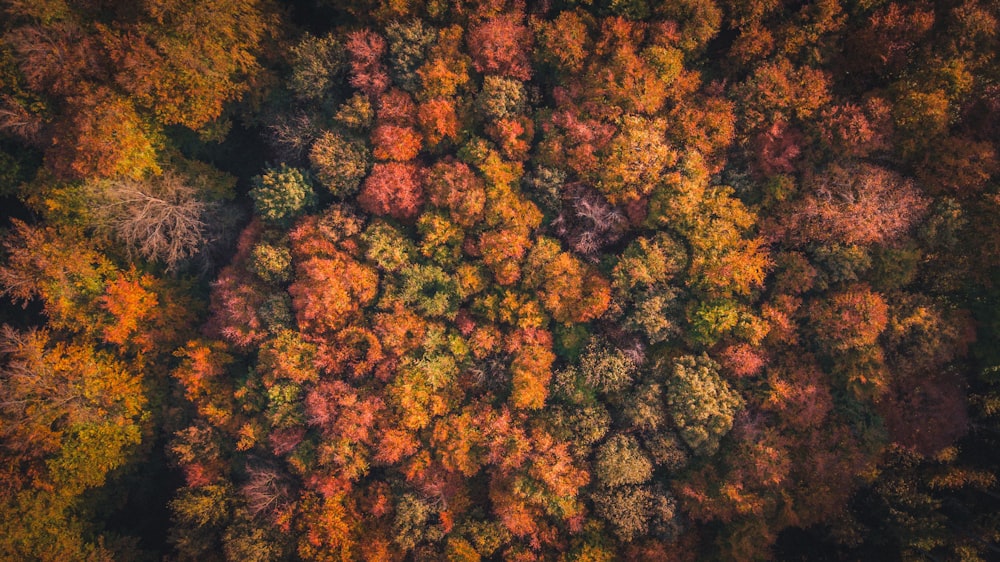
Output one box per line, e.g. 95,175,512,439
665,354,743,456
362,220,415,272
249,242,292,284
250,165,316,225
594,433,653,488
289,33,346,102
385,20,437,93
476,76,527,122
579,339,638,393
592,485,677,542
309,130,370,197
334,94,375,129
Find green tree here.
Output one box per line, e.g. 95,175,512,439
594,434,653,488
665,354,743,456
288,33,345,102
250,165,316,226
386,20,437,93
309,130,370,198
476,76,526,122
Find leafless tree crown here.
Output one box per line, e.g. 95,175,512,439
91,172,216,271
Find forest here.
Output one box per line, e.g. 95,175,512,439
0,0,999,560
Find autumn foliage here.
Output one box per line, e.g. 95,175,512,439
1,1,999,561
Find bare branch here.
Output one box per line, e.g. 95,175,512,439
89,173,215,271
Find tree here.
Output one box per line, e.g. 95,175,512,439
173,339,238,429
250,165,316,226
588,18,670,115
108,0,277,129
361,220,416,272
4,22,105,98
249,242,292,285
98,269,159,348
594,434,653,488
475,76,526,122
288,33,346,102
257,330,319,385
596,115,676,205
0,326,145,484
371,123,422,161
416,211,464,266
288,250,379,336
612,233,688,343
346,30,390,97
665,354,743,456
845,2,935,79
656,0,723,54
0,327,146,561
0,220,116,333
334,94,375,129
397,263,461,318
417,98,460,148
817,100,892,159
467,14,533,81
376,87,417,125
809,284,889,352
734,57,831,132
358,162,425,220
309,130,370,198
592,485,677,542
208,264,270,349
241,462,295,521
425,159,486,228
392,493,442,550
522,237,611,324
486,116,533,162
533,10,591,74
45,88,160,181
508,328,556,410
169,483,234,559
773,164,929,247
578,340,639,394
88,172,221,271
416,25,471,100
385,19,437,93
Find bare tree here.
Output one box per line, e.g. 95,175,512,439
0,96,42,143
550,183,628,259
266,110,320,162
241,461,293,520
90,172,216,272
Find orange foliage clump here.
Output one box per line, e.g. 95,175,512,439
371,124,422,161
100,271,158,349
508,328,556,410
809,284,889,351
467,14,534,81
288,251,379,336
358,162,426,220
417,98,461,147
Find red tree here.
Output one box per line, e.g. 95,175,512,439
809,284,889,352
371,124,422,161
467,14,533,81
772,163,929,246
346,30,390,97
425,159,486,227
358,162,426,220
